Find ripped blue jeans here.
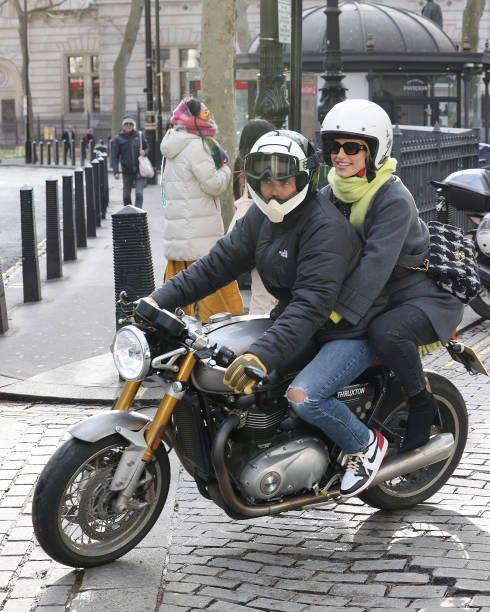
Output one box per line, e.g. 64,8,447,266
287,339,376,454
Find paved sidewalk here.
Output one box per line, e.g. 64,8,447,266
0,322,487,611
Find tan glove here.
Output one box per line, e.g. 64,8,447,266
223,353,267,394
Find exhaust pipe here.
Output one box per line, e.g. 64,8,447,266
211,414,455,517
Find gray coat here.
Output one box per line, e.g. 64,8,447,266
321,176,464,343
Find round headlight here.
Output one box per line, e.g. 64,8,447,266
112,325,151,381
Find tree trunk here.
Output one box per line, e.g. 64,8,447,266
461,0,485,51
12,0,33,141
201,0,236,227
111,0,144,137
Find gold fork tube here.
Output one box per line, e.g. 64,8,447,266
112,381,141,411
143,352,197,461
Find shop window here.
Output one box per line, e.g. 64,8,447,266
67,55,100,113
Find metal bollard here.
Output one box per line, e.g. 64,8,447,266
98,154,108,218
62,174,77,261
102,154,110,216
112,205,155,329
47,141,52,165
32,141,38,164
54,140,60,165
45,177,63,279
71,141,76,167
81,141,86,165
63,141,68,165
84,163,97,238
20,186,42,302
0,263,8,334
39,142,44,165
91,159,101,227
74,168,87,247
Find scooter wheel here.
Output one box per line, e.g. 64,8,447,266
32,434,170,567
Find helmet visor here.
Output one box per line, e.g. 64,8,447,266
245,152,303,181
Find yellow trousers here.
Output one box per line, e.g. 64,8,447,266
164,260,244,323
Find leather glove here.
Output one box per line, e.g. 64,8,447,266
223,353,267,395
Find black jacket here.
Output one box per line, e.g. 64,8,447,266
111,130,149,175
151,192,362,372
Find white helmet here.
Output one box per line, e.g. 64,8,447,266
321,99,393,171
245,130,320,223
476,212,490,256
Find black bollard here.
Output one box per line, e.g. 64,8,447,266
45,177,63,279
112,205,155,328
39,142,44,165
20,186,41,302
81,141,86,165
74,168,87,247
99,153,108,218
63,141,68,165
32,141,38,164
71,140,76,167
84,163,97,238
47,141,52,165
91,159,101,227
54,140,60,165
62,174,77,261
0,263,8,334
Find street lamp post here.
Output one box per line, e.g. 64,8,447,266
289,0,303,132
254,0,289,128
317,0,346,124
23,0,32,163
144,0,156,184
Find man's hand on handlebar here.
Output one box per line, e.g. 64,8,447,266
223,353,268,394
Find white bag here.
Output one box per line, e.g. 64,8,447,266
138,131,154,178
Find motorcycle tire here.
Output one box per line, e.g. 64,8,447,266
32,434,170,568
360,372,468,511
469,281,490,319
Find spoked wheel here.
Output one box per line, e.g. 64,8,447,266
32,435,170,568
360,373,468,510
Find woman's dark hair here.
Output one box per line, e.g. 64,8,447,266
186,98,201,118
233,118,275,199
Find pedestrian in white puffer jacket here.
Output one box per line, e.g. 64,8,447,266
159,98,242,322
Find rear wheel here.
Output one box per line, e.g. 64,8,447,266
32,435,170,568
360,373,467,510
469,279,490,319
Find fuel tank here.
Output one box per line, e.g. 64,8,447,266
192,315,273,393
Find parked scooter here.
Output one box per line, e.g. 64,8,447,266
432,168,490,319
31,296,488,568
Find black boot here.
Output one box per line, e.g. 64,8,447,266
400,389,438,452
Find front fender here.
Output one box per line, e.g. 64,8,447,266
70,411,150,443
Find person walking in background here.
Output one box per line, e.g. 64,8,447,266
111,116,148,208
61,126,75,157
159,97,242,322
82,127,95,148
421,0,443,28
229,118,278,315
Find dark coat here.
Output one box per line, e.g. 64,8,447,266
322,176,464,343
151,191,363,371
111,130,149,175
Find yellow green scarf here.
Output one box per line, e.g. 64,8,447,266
327,157,442,356
327,157,397,226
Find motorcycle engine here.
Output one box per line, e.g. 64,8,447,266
239,435,330,501
228,396,330,501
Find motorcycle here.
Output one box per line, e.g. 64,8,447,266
431,168,490,319
32,297,488,568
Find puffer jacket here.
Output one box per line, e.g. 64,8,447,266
160,127,231,261
151,191,363,372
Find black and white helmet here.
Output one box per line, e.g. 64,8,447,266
321,99,393,171
244,130,320,223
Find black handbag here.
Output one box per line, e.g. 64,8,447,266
414,221,481,303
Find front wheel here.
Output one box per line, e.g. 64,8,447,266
32,435,170,568
360,373,468,511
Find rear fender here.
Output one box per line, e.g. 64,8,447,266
70,411,150,443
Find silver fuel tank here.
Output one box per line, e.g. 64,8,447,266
191,315,272,393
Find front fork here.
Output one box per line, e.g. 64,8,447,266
110,352,197,511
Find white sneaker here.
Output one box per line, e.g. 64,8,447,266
340,429,388,498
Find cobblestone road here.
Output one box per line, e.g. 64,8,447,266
0,322,488,611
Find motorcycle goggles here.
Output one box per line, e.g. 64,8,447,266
323,140,369,156
245,152,317,182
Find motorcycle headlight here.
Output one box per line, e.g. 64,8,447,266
112,325,151,381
